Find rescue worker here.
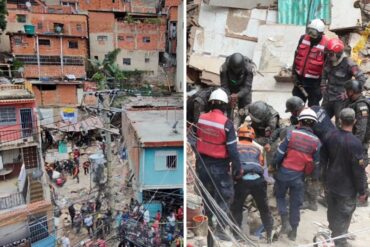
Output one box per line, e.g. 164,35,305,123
285,96,336,211
220,53,255,126
345,80,370,206
273,109,321,241
321,38,367,126
292,19,328,106
247,101,280,167
187,83,214,125
230,124,274,243
196,88,242,241
72,164,80,183
83,160,90,175
321,108,368,247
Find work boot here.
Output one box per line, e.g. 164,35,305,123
288,227,297,241
266,230,273,244
301,201,318,211
280,215,292,235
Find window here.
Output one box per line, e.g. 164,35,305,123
29,214,48,243
145,58,150,63
76,23,82,32
118,36,124,41
155,151,178,170
126,36,134,42
0,107,16,125
123,58,131,65
16,14,26,23
14,36,22,45
39,39,51,46
23,147,38,169
68,41,78,49
143,37,150,43
15,55,84,66
94,56,99,60
37,22,43,30
54,23,64,33
97,35,108,41
35,84,56,91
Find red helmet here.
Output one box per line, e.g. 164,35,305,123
327,38,344,53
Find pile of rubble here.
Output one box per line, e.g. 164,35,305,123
187,0,370,87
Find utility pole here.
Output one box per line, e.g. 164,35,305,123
102,94,113,209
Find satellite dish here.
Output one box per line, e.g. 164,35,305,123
25,1,32,9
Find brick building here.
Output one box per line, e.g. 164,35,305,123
165,0,181,55
0,84,54,246
2,3,88,79
89,11,166,76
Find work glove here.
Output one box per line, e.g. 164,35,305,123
265,126,272,137
336,91,348,101
231,94,238,108
358,194,368,204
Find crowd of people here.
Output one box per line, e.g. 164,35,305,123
116,199,184,247
188,18,369,247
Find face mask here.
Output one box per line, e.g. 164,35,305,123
307,28,319,39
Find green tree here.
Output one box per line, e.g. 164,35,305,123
0,0,7,32
88,48,126,90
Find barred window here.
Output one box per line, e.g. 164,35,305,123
16,14,26,23
39,39,51,46
155,151,177,170
76,23,82,32
15,55,84,66
14,36,22,46
0,107,16,125
97,35,108,41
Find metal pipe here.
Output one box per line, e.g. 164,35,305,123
60,36,64,77
36,35,41,80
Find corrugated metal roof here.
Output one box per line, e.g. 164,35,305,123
278,0,331,26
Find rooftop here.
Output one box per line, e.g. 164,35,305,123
124,95,183,110
0,84,34,100
125,109,183,147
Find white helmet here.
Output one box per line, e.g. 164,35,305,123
208,88,229,104
307,19,325,33
298,108,318,123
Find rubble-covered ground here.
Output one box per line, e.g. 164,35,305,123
48,141,132,246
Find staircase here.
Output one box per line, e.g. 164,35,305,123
29,179,44,203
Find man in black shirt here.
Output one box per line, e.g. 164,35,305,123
321,108,368,247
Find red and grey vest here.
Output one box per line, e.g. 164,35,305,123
294,34,328,79
283,129,320,174
238,143,264,176
196,109,228,158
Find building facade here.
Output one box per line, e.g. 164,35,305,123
122,102,183,203
4,5,88,79
0,84,54,247
89,11,166,76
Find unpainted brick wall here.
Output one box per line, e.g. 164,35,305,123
32,84,78,106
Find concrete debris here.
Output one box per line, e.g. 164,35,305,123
253,24,305,73
330,0,362,30
203,0,277,10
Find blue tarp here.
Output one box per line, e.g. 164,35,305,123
31,235,56,247
278,0,331,26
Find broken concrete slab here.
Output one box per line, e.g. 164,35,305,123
225,9,278,42
330,0,362,30
188,54,225,74
252,24,305,73
203,0,276,10
192,3,257,58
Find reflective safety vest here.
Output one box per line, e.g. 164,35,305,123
237,143,264,176
196,109,228,158
294,34,328,79
282,129,320,174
